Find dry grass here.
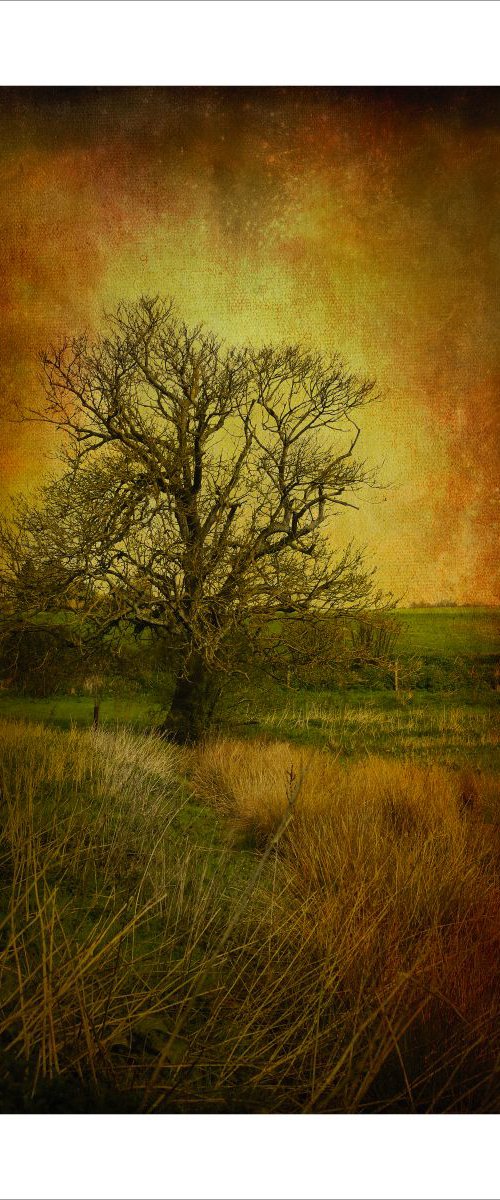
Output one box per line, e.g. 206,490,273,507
254,696,499,759
192,738,500,1110
0,721,226,1108
0,720,499,1113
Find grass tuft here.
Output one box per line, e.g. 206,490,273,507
0,720,498,1112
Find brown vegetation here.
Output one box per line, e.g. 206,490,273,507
0,720,498,1112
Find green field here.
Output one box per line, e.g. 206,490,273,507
396,607,500,657
0,607,498,769
0,692,161,730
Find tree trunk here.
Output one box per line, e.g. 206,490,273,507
160,653,221,743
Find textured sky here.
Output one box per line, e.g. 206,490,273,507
0,86,498,603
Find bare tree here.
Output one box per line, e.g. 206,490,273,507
0,297,384,740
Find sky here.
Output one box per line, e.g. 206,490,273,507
0,85,498,604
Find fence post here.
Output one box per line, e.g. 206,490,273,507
393,660,399,693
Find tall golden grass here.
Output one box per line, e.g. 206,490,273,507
0,721,223,1108
193,739,500,1110
0,720,498,1112
249,695,499,760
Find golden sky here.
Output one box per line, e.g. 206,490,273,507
0,87,498,603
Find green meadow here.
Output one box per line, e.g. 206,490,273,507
0,608,498,768
397,606,499,656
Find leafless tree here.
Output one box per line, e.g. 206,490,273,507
0,297,385,740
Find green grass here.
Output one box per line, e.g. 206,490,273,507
0,685,497,770
217,683,499,770
1,688,498,773
396,607,500,658
0,607,498,769
0,692,160,730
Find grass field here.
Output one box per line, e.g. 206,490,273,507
0,608,499,764
0,684,498,769
396,607,500,658
0,608,498,1113
0,720,498,1114
222,690,499,769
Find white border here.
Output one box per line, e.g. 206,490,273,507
0,1,498,86
0,4,498,1200
1,1113,500,1200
